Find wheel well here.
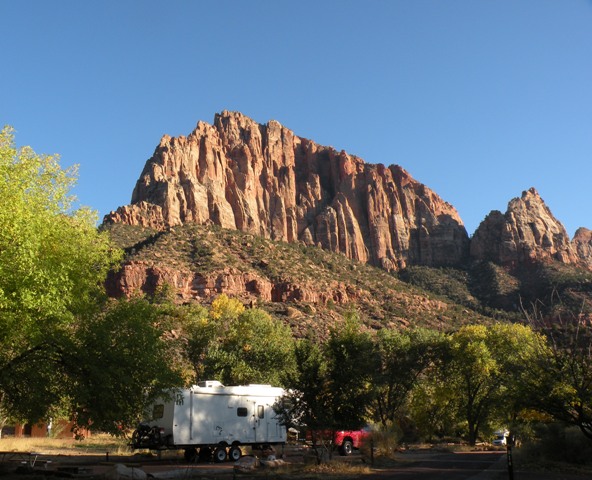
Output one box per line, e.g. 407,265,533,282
231,441,241,447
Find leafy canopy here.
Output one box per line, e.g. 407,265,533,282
67,298,185,434
443,323,540,445
0,126,118,321
203,295,295,386
0,126,122,422
372,327,446,428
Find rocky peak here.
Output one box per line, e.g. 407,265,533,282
470,188,580,267
105,111,469,270
572,227,592,270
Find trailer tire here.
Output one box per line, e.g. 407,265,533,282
228,446,242,461
131,429,141,448
184,448,198,463
214,446,228,463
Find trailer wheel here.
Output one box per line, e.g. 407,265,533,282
214,446,228,463
228,446,242,461
183,448,197,462
131,429,141,448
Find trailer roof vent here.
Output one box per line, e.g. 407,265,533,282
196,380,224,388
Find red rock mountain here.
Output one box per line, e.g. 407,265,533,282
105,111,469,270
105,112,592,276
470,188,588,268
570,228,592,270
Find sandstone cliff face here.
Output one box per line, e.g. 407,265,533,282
470,188,581,267
573,228,592,270
105,111,469,270
106,261,354,304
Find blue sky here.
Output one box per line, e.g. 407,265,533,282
1,0,591,237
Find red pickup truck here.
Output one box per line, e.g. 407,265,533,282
306,427,371,456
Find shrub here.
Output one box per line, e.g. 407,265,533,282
518,423,592,466
360,425,402,459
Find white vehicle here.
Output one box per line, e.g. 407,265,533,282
131,381,286,462
492,430,509,446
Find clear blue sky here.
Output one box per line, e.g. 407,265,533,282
2,1,591,237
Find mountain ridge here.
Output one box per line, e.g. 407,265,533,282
105,111,591,272
102,111,592,325
105,111,469,271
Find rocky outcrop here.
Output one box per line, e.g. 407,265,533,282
573,228,592,270
105,111,469,270
105,261,361,305
470,188,581,267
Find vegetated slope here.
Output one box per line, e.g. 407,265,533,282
402,260,592,321
104,222,592,334
103,222,501,336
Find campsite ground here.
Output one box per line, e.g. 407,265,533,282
0,436,591,479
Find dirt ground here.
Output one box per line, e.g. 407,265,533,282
2,444,308,479
2,445,591,479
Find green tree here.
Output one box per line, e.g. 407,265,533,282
279,335,331,429
0,126,121,422
279,315,375,461
324,312,376,431
203,297,295,386
278,335,334,463
445,323,540,445
66,298,184,435
372,327,445,429
146,292,211,384
409,374,460,441
523,306,592,440
169,303,212,382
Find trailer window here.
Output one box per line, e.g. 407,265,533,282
237,407,248,417
152,404,164,420
257,405,264,419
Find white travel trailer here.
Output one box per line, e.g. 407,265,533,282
131,381,287,462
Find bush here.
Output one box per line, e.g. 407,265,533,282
518,423,592,466
359,426,402,459
399,266,479,309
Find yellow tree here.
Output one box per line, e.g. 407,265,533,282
202,294,295,386
446,323,540,445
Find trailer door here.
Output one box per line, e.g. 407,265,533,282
254,404,266,443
